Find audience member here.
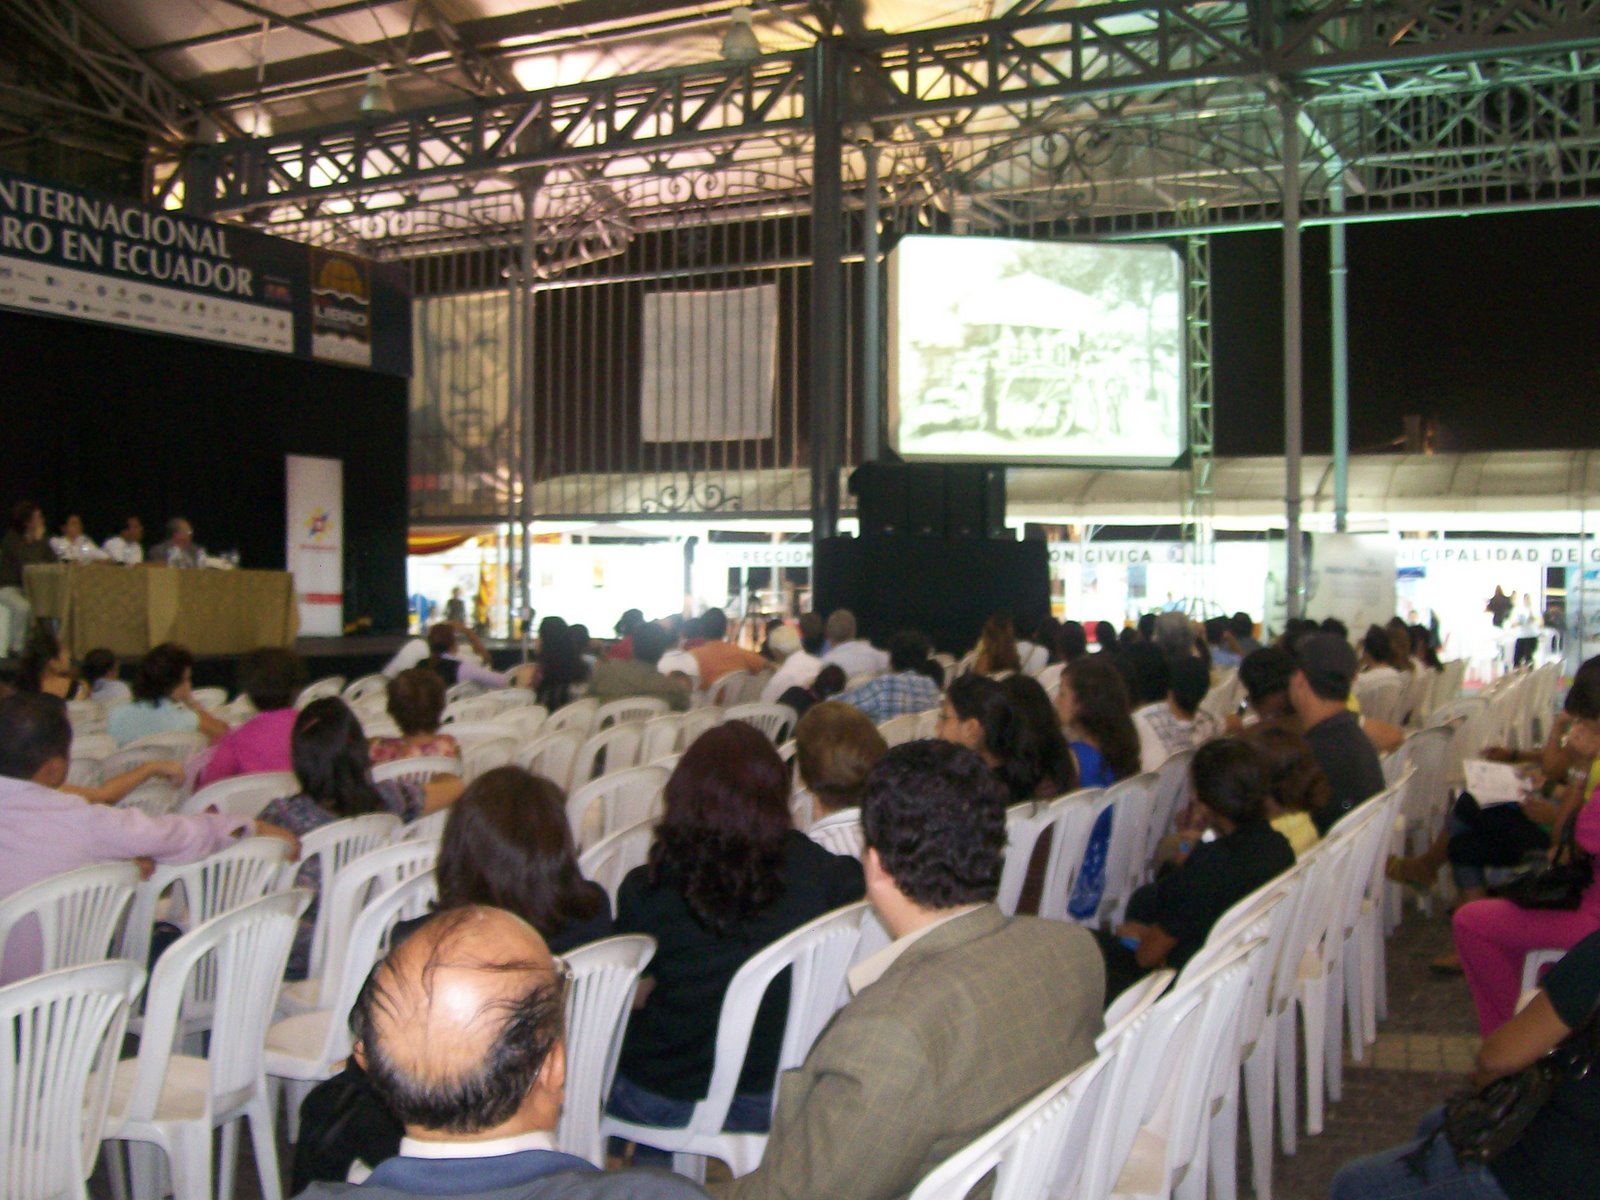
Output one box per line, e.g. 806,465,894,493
606,608,647,661
293,907,705,1200
655,617,702,685
1226,645,1298,732
1291,633,1385,834
1132,655,1216,772
940,675,1078,805
1060,655,1142,921
688,607,769,689
971,613,1022,676
15,623,88,700
776,663,845,720
714,740,1103,1200
760,613,824,703
148,516,204,567
1093,619,1120,653
424,623,533,693
1153,611,1197,660
1241,723,1328,854
1096,737,1294,1002
589,623,691,710
1206,616,1241,670
1331,926,1600,1200
1358,623,1405,687
569,623,597,672
106,642,228,746
370,667,461,764
1230,611,1262,655
757,618,787,662
0,692,295,983
81,648,130,706
1119,641,1170,709
530,616,589,710
792,701,888,821
291,768,617,1190
607,723,864,1152
1023,616,1058,673
1410,623,1443,671
101,514,145,566
49,514,108,562
819,609,889,678
1137,612,1158,642
1056,620,1089,663
836,630,942,723
260,698,462,979
195,647,306,787
0,501,54,654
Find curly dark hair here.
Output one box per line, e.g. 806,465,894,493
1063,656,1141,781
132,642,194,704
861,740,1008,908
648,721,792,934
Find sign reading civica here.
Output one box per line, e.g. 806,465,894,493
0,167,409,375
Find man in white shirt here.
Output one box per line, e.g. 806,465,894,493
1132,656,1217,772
759,616,822,703
49,514,108,563
819,608,889,680
292,906,706,1200
101,514,145,565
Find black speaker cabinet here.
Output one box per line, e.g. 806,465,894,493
850,463,1007,540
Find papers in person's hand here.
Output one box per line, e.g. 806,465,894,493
1464,759,1528,806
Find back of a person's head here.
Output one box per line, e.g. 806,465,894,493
1117,627,1139,649
0,692,71,780
426,623,457,656
16,623,62,692
292,697,383,815
631,622,673,666
1057,621,1088,662
133,642,193,703
1230,612,1255,640
438,766,599,936
700,607,729,640
812,664,847,698
1319,617,1349,641
1239,646,1295,709
1168,656,1211,717
615,608,644,637
824,608,856,646
977,613,1020,672
798,611,826,656
1204,616,1229,647
794,701,889,811
1192,737,1269,826
81,648,118,686
1295,632,1356,703
9,500,39,534
240,647,306,711
569,624,591,654
1122,642,1171,706
388,667,447,735
996,674,1078,798
888,630,930,673
1137,612,1157,641
1095,620,1119,650
1064,655,1141,779
652,722,791,932
1565,655,1600,719
1152,611,1195,660
1242,724,1330,816
1362,624,1395,665
861,740,1007,908
945,672,1004,727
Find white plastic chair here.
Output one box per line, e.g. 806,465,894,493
1140,749,1195,886
559,934,658,1165
435,720,518,752
544,698,600,739
806,809,864,858
723,702,799,744
1100,970,1174,1049
601,901,868,1180
486,687,538,714
295,676,346,709
569,723,645,790
394,807,450,845
997,801,1053,916
1,959,144,1200
72,731,119,761
67,754,107,788
594,696,672,730
705,670,752,709
266,870,439,1141
517,728,587,790
444,680,486,704
0,862,139,976
1094,772,1161,928
578,819,656,907
180,770,300,817
877,712,921,747
676,706,724,749
494,704,550,742
910,1052,1114,1200
104,890,310,1200
115,729,208,764
442,694,503,725
188,687,228,711
1037,789,1104,922
462,735,520,781
567,764,669,852
638,713,684,764
341,674,389,704
117,779,182,818
288,813,404,982
371,755,462,788
68,699,108,736
1354,675,1405,724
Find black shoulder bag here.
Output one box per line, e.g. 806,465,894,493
1489,811,1593,911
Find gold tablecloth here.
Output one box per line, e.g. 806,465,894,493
25,564,299,657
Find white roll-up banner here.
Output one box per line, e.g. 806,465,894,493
286,455,344,637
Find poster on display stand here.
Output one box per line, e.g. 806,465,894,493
287,455,344,637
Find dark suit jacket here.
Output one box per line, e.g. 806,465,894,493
292,1147,706,1199
714,904,1105,1200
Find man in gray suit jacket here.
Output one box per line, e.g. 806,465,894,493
292,906,704,1200
715,740,1105,1200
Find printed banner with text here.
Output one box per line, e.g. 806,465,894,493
287,455,345,637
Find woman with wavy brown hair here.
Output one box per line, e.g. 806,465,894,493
606,720,864,1152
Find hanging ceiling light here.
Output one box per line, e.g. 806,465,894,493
722,6,762,62
359,69,396,116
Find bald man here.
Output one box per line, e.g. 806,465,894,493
293,906,705,1200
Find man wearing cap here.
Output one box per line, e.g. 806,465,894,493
760,614,824,704
1291,632,1387,834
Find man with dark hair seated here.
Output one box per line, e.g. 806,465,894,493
687,607,770,690
0,692,297,983
834,629,942,724
589,623,691,710
293,906,704,1199
714,740,1103,1200
1292,633,1386,833
1132,654,1215,772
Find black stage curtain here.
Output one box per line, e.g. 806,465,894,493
0,308,409,633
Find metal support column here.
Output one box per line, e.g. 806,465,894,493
1281,97,1305,618
1182,234,1216,608
518,178,539,630
860,139,882,463
809,39,844,540
1330,180,1350,532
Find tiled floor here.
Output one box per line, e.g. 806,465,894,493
92,901,1483,1200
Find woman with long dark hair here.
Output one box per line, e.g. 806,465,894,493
606,721,864,1148
1058,655,1142,921
259,697,463,979
938,674,1077,802
15,623,88,700
532,615,590,710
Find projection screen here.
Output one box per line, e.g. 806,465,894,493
887,235,1185,466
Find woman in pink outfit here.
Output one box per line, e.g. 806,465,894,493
1454,777,1600,1036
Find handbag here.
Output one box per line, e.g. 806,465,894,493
1489,810,1593,911
1433,999,1600,1166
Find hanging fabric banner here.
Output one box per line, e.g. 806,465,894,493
286,455,344,637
